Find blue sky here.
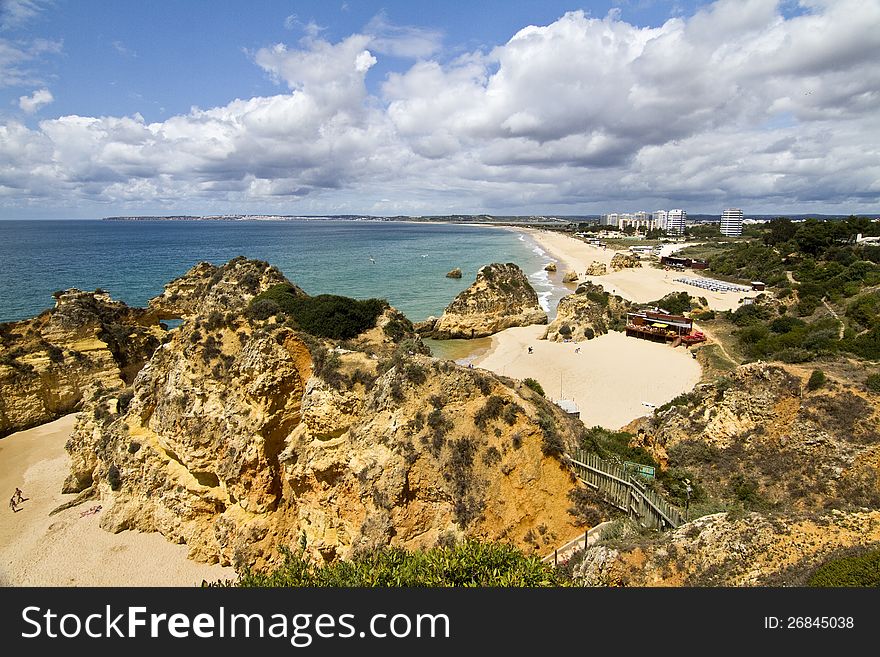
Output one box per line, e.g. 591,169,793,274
0,0,878,218
5,1,716,123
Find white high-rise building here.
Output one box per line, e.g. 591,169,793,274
667,209,687,235
652,210,668,230
721,208,744,237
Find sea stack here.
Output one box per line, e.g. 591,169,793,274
562,271,579,283
543,283,631,342
544,263,557,272
423,263,547,339
610,253,641,271
446,267,463,279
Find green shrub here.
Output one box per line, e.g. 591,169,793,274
229,540,569,587
523,378,544,396
248,285,388,339
866,373,880,394
807,369,826,391
807,549,880,587
537,411,564,456
474,395,506,429
648,291,692,315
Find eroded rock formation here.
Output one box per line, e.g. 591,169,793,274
574,509,880,586
626,363,880,512
148,256,297,320
543,283,631,342
610,253,641,271
585,262,607,276
446,268,463,279
64,259,588,570
0,289,165,437
422,263,547,339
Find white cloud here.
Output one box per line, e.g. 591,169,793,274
0,35,61,87
0,0,48,30
112,40,136,57
2,0,880,216
363,11,443,58
17,85,51,112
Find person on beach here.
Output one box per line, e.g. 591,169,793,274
9,497,19,512
14,487,25,503
528,346,533,354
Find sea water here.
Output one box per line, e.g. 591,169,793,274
0,220,569,326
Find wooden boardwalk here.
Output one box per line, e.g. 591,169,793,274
567,449,684,531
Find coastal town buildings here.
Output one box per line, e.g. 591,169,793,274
666,209,687,235
721,208,744,237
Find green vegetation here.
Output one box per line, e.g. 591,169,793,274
231,541,569,587
579,426,702,507
523,377,545,396
807,369,826,391
247,284,387,340
867,373,880,394
807,548,880,587
646,291,693,315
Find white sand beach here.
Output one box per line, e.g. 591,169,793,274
525,228,757,312
0,414,235,586
473,325,702,430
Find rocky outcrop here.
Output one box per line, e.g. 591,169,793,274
627,363,880,512
0,289,166,437
543,283,631,342
574,510,880,586
610,253,641,271
446,268,463,279
422,263,547,339
148,256,297,320
544,263,557,272
562,271,579,283
64,259,589,570
585,261,607,276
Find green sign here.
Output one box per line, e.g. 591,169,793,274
624,461,655,479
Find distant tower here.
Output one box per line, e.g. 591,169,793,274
667,209,687,235
721,208,743,237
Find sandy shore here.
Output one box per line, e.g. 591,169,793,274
473,325,701,430
524,228,756,312
0,414,235,586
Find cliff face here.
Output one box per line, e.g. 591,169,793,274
422,263,547,339
65,261,588,570
543,283,631,342
0,289,165,437
148,256,297,319
574,510,880,586
627,362,880,512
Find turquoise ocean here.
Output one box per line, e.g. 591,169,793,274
0,221,569,349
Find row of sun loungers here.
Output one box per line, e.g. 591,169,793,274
674,276,750,293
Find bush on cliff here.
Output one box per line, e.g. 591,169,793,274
807,548,880,587
247,285,388,339
230,541,569,587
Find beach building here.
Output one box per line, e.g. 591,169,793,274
721,208,744,237
626,310,695,344
661,255,709,270
554,399,580,418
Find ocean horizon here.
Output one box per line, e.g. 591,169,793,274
0,219,569,326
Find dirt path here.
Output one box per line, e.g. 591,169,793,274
821,298,845,339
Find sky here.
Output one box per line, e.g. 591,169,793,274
0,0,878,219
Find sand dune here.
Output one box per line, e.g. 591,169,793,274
473,325,701,430
0,414,235,586
526,229,757,312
